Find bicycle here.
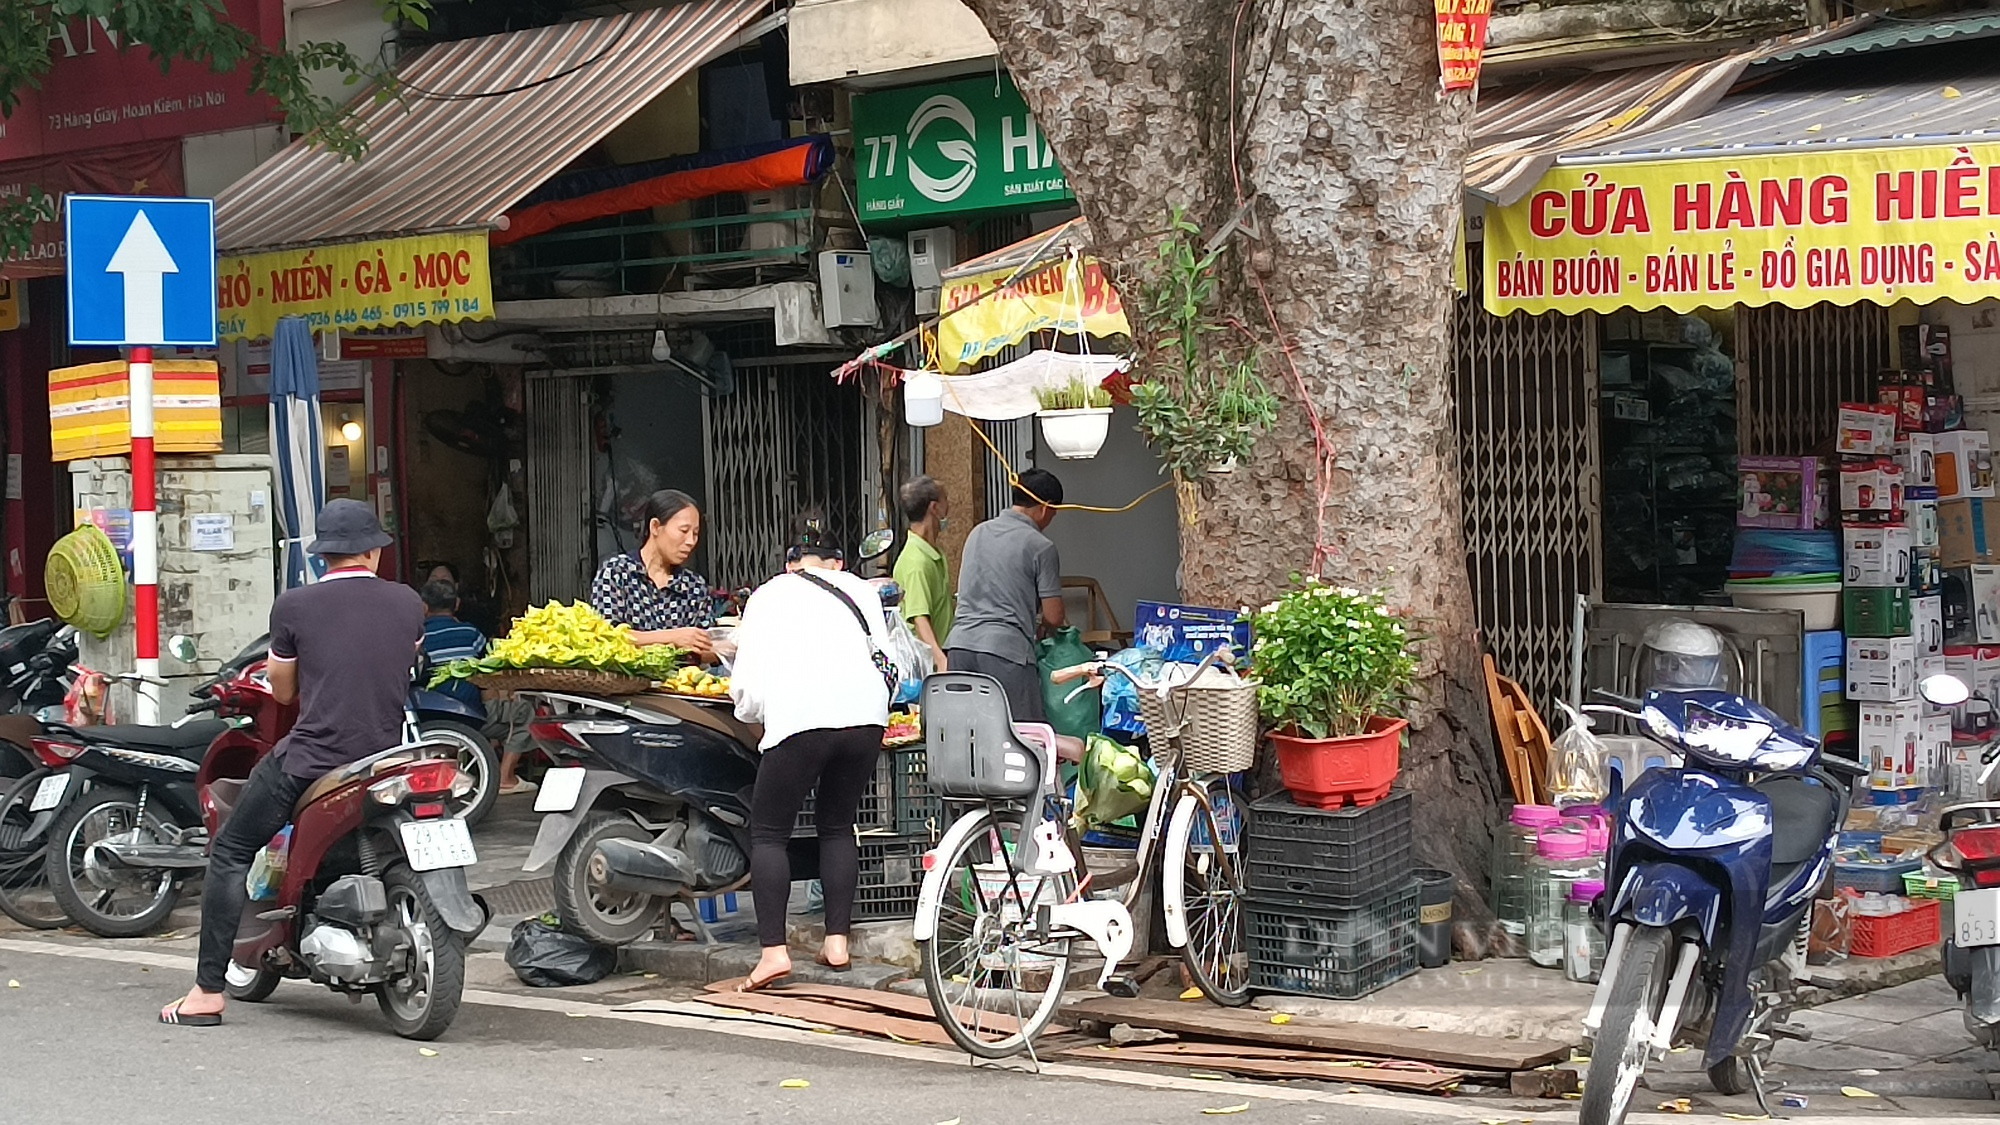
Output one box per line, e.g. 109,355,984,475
912,645,1254,1061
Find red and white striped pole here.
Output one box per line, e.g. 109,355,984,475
129,344,159,724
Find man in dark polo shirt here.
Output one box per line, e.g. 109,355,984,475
161,499,425,1027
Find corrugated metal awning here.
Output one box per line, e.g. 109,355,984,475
1464,20,1869,205
214,0,775,253
1749,12,2000,68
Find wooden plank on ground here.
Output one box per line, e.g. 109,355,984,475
707,977,1065,1036
694,990,953,1045
1060,996,1570,1071
1057,1045,1463,1093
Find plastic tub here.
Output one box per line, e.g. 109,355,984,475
1724,579,1842,630
1271,717,1406,809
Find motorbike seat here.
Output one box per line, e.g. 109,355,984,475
292,743,444,815
1757,773,1840,891
72,719,231,759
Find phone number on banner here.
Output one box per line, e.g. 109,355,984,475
216,231,494,342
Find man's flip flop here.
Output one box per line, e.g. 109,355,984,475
159,1002,222,1027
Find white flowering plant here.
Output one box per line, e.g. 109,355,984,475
1250,578,1418,739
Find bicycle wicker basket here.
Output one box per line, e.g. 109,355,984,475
1138,667,1260,773
470,667,653,699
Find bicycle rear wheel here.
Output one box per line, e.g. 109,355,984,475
918,809,1076,1058
1164,777,1251,1005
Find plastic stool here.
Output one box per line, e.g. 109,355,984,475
697,892,740,924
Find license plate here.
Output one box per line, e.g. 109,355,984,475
535,767,586,813
399,818,477,872
28,772,69,812
1956,887,2000,948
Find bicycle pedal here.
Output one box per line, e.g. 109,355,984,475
1102,973,1141,999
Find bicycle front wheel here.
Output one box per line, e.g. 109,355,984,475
918,809,1075,1058
1165,777,1251,1006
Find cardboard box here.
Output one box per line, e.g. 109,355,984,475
1844,586,1912,637
1947,741,1993,801
1844,524,1914,585
1914,594,1944,656
1926,394,1966,434
1133,601,1250,664
1883,384,1930,437
1914,549,1942,594
1738,456,1828,530
1923,714,1953,788
1909,490,1940,549
1937,498,2000,565
1900,432,1938,487
1839,403,1899,456
1936,430,1995,499
1841,460,1905,517
1859,700,1925,788
1944,565,2000,644
1898,324,1955,388
1848,635,1918,701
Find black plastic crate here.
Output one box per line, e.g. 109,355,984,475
793,755,894,836
890,746,944,834
851,832,932,922
1245,789,1413,901
1245,880,1420,1000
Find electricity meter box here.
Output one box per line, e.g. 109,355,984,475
908,227,959,316
818,250,879,328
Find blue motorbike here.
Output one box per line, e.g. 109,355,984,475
1579,686,1866,1125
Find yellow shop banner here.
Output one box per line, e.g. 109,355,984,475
217,231,494,342
1486,142,2000,316
936,255,1129,372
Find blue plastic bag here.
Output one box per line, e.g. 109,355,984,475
1102,646,1164,736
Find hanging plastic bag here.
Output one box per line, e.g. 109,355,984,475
1548,702,1609,809
1037,627,1101,739
1073,734,1155,829
245,826,293,900
871,578,932,705
487,482,521,549
64,668,111,726
505,914,617,987
1101,647,1164,736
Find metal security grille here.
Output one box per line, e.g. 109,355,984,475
1736,302,1890,455
981,419,1032,518
702,368,868,590
525,375,594,603
1452,251,1601,711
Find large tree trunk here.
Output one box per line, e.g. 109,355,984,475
963,0,1505,916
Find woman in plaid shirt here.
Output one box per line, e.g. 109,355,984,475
589,489,718,663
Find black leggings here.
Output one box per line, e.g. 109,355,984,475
749,725,886,948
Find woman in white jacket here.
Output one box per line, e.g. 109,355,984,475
729,534,892,991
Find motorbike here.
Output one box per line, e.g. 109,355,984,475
522,690,816,945
1916,674,2000,1055
0,617,80,776
214,739,489,1040
1578,685,1866,1125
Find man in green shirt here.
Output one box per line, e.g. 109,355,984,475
893,475,954,672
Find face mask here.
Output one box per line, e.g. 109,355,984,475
939,517,951,533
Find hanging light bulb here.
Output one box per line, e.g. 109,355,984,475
651,329,672,363
340,413,363,442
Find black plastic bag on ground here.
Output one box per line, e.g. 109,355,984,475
505,914,617,987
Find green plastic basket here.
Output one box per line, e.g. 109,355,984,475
46,524,127,637
1904,870,1959,901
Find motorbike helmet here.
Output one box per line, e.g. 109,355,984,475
1639,620,1729,689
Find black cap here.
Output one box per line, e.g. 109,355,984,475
308,498,394,556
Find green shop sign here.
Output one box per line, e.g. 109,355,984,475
851,75,1074,221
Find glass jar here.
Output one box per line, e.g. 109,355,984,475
1528,827,1597,968
1492,804,1561,937
1563,879,1607,982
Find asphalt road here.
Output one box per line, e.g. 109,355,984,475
0,936,1466,1125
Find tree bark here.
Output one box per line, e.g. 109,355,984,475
962,0,1505,913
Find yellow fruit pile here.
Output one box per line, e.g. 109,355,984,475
430,601,688,688
663,666,730,697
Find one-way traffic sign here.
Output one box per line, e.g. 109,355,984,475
66,195,216,348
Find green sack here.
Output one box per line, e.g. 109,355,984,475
1037,626,1102,739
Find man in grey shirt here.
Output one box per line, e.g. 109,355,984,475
947,468,1067,729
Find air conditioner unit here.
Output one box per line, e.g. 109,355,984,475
819,250,878,328
908,226,957,316
742,188,806,255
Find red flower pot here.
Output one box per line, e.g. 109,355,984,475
1271,716,1408,809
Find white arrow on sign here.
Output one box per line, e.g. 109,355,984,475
105,210,179,345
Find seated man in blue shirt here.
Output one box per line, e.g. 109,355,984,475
421,581,528,795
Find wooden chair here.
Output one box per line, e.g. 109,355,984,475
1060,575,1132,648
1484,654,1552,805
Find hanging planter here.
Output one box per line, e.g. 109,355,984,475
1035,378,1115,460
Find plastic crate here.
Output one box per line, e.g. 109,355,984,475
1904,870,1960,900
794,755,894,837
1850,897,1942,957
888,746,943,835
1245,880,1420,999
1244,789,1413,901
1835,859,1922,895
850,832,931,923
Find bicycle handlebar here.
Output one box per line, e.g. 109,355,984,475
1052,644,1241,694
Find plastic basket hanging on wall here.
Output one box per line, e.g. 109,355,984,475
46,524,127,637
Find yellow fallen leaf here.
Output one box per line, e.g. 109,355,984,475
643,973,659,979
1203,1105,1250,1116
1268,1013,1291,1025
567,1012,589,1018
935,1120,961,1125
418,1048,439,1057
1842,1086,1878,1098
780,1079,811,1089
1190,1072,1229,1080
1460,967,1485,975
1658,1098,1691,1114
1181,986,1205,1001
1805,124,1824,133
1560,1094,1582,1101
1724,1115,1771,1121
5,980,16,989
1945,86,1964,98
1346,1086,1368,1094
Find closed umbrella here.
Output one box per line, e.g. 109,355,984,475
269,316,327,588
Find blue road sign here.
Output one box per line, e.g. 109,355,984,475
66,195,216,348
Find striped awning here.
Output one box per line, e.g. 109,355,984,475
1465,19,1870,205
214,0,776,253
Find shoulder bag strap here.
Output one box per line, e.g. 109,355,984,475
795,571,874,637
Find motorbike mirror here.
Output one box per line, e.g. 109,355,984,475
1920,673,1972,707
166,634,198,663
858,528,895,561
